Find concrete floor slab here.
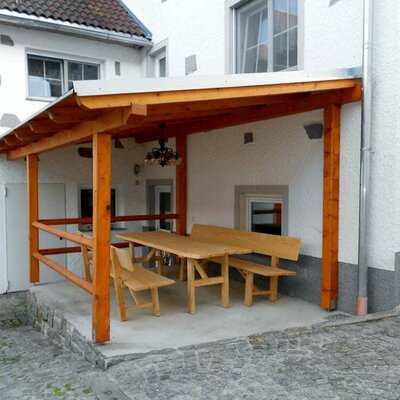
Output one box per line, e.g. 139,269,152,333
30,269,336,361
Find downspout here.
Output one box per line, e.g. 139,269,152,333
356,0,373,315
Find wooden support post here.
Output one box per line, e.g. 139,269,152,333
321,104,341,310
27,154,39,283
176,134,187,235
92,133,112,343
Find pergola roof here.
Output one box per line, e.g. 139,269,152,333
1,67,362,160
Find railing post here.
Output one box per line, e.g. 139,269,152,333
27,154,39,283
92,133,112,343
176,134,187,235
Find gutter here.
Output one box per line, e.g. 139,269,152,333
356,0,373,315
0,10,153,48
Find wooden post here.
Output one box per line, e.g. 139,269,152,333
92,133,112,343
176,134,187,235
321,104,341,310
27,154,39,283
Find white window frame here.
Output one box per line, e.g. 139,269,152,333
155,185,172,232
25,49,103,101
225,0,304,74
147,38,169,78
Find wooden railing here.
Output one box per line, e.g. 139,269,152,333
32,213,179,294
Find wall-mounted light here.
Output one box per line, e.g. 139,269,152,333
304,122,324,140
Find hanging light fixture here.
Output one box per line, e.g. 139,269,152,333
144,124,181,167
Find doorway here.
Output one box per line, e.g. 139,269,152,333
5,183,66,292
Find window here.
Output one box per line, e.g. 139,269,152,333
147,39,169,78
79,188,116,231
156,54,167,78
234,0,298,73
155,185,172,231
27,55,100,98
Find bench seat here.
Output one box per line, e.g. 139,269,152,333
228,257,296,277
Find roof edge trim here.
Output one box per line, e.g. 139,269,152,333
0,10,153,48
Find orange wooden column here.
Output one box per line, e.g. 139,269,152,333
321,103,341,310
176,134,187,235
27,154,39,283
92,133,112,343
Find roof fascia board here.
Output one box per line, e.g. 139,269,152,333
0,10,153,48
73,66,362,97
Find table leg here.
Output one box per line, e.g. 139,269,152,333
221,254,230,308
187,258,196,314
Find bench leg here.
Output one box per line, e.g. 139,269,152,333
179,257,187,281
151,288,161,317
113,277,127,321
244,272,254,307
187,258,196,314
156,250,165,275
269,276,279,302
221,255,229,308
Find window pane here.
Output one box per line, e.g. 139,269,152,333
28,58,44,77
83,64,99,80
49,81,62,97
45,60,61,79
158,57,166,77
257,43,268,72
273,0,288,35
289,28,298,67
289,0,298,28
68,62,83,81
244,47,258,73
246,12,261,48
28,76,50,97
259,8,268,43
273,32,288,71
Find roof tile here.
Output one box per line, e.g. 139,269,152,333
0,0,148,37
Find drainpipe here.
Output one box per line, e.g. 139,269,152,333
356,0,373,316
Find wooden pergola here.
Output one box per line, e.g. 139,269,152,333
0,70,362,342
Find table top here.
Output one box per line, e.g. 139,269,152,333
116,231,252,260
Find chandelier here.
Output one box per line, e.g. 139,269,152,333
144,138,181,167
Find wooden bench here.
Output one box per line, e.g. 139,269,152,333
189,224,301,306
110,246,176,321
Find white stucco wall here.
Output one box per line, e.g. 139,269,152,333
1,0,400,293
126,0,400,272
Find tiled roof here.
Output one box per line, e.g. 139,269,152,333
0,0,149,37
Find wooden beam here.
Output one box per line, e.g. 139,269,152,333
176,134,187,235
7,107,133,160
48,107,99,124
27,154,39,283
135,86,361,143
4,135,23,147
92,133,112,343
321,104,341,310
77,79,361,109
28,120,62,134
33,252,93,293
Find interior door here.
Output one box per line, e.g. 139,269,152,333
155,185,172,231
5,183,66,292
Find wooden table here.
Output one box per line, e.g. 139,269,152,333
116,231,251,314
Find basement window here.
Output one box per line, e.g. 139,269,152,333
27,54,100,99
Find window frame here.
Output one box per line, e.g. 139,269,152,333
225,0,304,74
26,50,102,101
147,38,169,78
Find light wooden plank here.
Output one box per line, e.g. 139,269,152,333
92,133,112,343
187,258,196,314
321,104,341,311
77,79,361,109
27,154,39,283
191,224,300,260
221,254,230,308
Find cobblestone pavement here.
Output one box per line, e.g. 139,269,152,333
108,317,400,400
1,292,400,399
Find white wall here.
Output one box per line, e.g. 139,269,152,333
126,0,400,272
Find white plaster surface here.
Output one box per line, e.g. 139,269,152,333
1,0,400,294
31,276,331,358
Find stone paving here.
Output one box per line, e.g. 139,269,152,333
1,292,400,399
